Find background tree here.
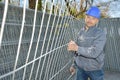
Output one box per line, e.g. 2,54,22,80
45,2,49,13
64,0,111,18
64,0,93,18
96,1,111,18
0,0,12,3
38,0,42,11
29,0,36,9
28,0,110,18
0,0,10,3
29,0,42,11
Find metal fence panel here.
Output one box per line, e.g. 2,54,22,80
0,3,73,80
0,2,120,80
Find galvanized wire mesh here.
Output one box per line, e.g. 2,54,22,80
99,18,120,72
0,1,120,80
0,2,74,80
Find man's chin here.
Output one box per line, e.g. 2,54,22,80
86,25,92,28
86,24,95,27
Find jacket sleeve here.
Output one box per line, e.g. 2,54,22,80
77,30,106,58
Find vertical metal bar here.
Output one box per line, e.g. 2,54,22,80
35,0,56,80
47,16,70,80
0,0,8,48
49,16,66,79
44,7,65,80
50,17,71,80
45,13,61,80
29,0,48,79
54,18,71,80
49,60,71,80
12,0,27,79
43,3,59,80
44,4,73,80
22,0,39,80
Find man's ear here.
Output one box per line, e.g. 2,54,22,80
96,19,99,23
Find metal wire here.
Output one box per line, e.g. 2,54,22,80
34,1,58,80
28,0,48,79
0,1,84,80
1,1,120,80
12,0,27,79
22,0,39,80
0,43,67,79
0,0,8,48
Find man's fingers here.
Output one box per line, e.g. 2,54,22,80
70,67,76,75
70,41,76,44
67,40,76,51
68,40,74,44
71,72,75,75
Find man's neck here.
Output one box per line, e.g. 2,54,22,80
85,26,89,31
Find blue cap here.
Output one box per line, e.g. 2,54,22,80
86,6,101,19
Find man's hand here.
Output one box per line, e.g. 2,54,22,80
70,66,76,75
67,40,78,51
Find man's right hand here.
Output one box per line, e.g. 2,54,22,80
67,40,78,51
70,66,76,75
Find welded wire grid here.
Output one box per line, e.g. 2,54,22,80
99,18,120,72
0,0,75,80
1,0,120,80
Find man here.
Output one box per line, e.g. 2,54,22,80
67,6,106,80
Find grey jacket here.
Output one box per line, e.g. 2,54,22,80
74,26,106,71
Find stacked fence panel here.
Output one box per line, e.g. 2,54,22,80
99,18,120,72
0,3,73,80
0,2,120,80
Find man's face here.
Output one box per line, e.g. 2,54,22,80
85,15,99,27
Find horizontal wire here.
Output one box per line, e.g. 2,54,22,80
49,59,72,80
0,43,68,79
66,75,73,80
